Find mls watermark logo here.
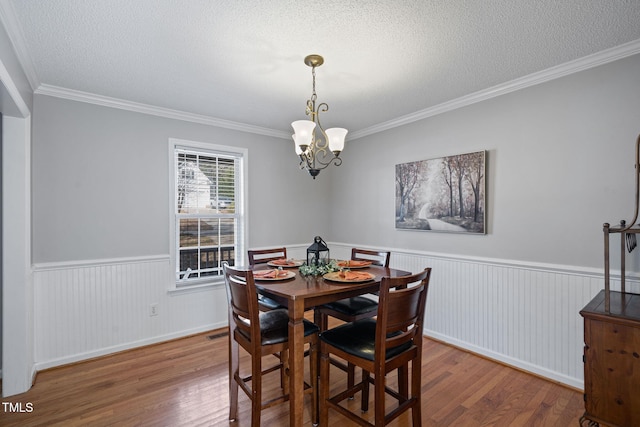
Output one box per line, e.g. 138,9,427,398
2,402,34,413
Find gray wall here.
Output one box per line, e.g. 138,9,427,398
328,53,640,271
32,53,640,270
31,95,331,264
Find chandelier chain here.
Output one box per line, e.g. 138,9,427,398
311,65,317,102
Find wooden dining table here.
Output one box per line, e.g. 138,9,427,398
251,263,412,427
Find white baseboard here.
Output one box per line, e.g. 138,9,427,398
34,323,223,372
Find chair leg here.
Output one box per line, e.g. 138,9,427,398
251,348,262,427
411,359,422,426
374,369,386,427
319,344,330,427
361,369,370,413
228,334,239,421
314,309,328,332
398,364,408,399
310,338,319,426
281,349,289,393
347,362,356,391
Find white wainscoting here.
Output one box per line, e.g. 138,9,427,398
328,243,638,390
32,246,637,390
32,256,229,370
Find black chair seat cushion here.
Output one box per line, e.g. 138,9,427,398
258,294,285,310
322,296,378,316
238,308,319,346
319,318,412,361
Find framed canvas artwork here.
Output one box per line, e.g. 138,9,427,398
395,150,486,234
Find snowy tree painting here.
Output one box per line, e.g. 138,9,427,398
395,151,485,234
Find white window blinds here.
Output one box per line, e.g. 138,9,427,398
173,144,245,286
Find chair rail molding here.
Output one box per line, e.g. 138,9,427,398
31,245,627,390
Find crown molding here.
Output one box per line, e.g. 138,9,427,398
0,54,29,117
29,38,640,141
349,39,640,140
35,84,290,139
0,0,40,91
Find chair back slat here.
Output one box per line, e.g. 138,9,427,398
351,248,390,267
376,268,431,358
386,287,423,330
223,262,260,343
248,247,288,265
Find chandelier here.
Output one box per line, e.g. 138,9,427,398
292,54,347,179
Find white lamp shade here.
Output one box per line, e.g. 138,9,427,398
291,120,316,148
325,127,347,152
292,135,303,155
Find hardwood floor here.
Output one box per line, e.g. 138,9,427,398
0,330,585,426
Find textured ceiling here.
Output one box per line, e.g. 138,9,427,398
3,0,640,139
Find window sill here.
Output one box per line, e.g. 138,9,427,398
168,279,224,295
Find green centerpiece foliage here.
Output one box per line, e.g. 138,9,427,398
299,259,340,276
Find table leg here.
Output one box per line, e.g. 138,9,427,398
289,298,306,427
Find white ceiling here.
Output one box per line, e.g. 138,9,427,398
3,0,640,140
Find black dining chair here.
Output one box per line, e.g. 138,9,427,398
314,248,390,388
318,268,431,426
223,262,319,426
314,248,390,328
248,247,288,311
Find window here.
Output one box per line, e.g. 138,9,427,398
169,139,247,288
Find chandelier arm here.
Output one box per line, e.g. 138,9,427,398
304,145,316,169
304,146,340,169
305,103,339,170
316,156,342,170
314,103,330,150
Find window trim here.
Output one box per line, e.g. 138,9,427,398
168,138,248,290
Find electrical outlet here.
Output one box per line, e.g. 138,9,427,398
150,303,159,316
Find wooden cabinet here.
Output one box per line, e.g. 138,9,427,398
581,134,640,426
580,290,640,427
